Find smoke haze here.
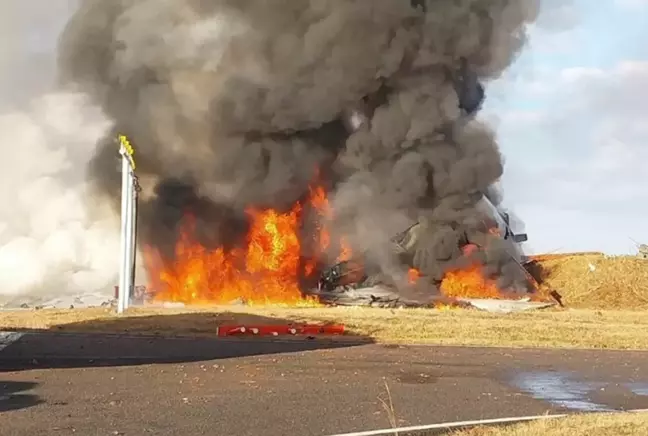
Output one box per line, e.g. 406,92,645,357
1,0,541,304
0,1,120,304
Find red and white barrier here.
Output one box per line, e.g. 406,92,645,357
216,324,345,337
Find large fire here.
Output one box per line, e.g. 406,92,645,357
144,207,308,305
143,180,350,305
439,264,502,299
438,243,505,299
143,182,534,305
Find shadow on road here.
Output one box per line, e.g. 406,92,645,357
0,381,44,412
0,312,374,372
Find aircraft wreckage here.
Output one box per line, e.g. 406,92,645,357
305,194,557,312
121,58,559,313
303,60,558,311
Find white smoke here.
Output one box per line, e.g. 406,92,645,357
0,0,120,304
0,92,119,301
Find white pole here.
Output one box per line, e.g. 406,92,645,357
129,178,138,305
122,168,135,311
117,153,131,314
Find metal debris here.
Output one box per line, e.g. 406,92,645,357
458,298,556,314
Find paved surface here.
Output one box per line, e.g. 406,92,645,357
1,332,648,436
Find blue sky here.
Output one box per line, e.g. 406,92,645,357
484,0,648,255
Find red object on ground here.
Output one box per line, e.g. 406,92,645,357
217,324,345,337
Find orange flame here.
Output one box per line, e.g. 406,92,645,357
144,179,351,305
439,263,502,299
145,206,312,305
144,174,536,306
412,238,539,300
407,268,421,285
306,183,352,263
488,227,502,237
409,263,505,299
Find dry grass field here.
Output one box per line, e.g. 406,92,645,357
529,253,648,309
450,411,648,436
1,253,647,350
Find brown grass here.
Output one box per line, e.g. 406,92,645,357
2,305,648,350
450,412,648,436
1,254,647,350
530,254,648,310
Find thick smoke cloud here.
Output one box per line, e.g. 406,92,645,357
0,0,121,305
58,0,540,301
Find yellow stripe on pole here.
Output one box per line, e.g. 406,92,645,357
118,134,137,170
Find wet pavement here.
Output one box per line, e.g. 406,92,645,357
1,331,648,436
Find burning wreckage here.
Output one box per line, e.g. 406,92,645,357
308,63,544,308
150,62,553,311
61,0,559,312
312,197,535,308
311,77,559,309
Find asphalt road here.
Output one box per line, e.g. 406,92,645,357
1,332,648,436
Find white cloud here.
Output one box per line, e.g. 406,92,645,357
616,0,648,9
497,60,648,254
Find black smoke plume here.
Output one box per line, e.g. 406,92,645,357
58,0,540,302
